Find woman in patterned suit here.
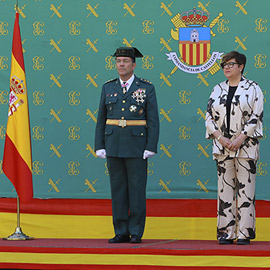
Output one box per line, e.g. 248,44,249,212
205,51,264,245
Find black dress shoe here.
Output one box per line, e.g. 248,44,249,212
219,238,234,245
108,234,130,243
130,235,141,243
237,239,250,245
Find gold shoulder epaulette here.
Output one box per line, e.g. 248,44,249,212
139,78,152,84
105,78,117,84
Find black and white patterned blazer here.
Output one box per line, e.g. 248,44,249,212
205,76,264,160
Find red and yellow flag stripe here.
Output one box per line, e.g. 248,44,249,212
2,12,33,203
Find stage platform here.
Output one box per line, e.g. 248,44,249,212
0,238,269,269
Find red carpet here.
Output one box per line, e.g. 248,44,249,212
0,238,269,269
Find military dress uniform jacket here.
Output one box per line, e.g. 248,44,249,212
205,76,264,160
95,76,159,158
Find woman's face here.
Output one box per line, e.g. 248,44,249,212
222,58,243,80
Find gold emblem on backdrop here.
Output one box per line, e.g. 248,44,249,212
86,144,97,158
32,161,44,175
217,18,229,33
160,37,172,52
50,39,62,53
197,143,210,158
160,2,173,16
105,56,116,70
48,178,61,192
160,108,172,123
148,161,154,176
262,126,266,140
50,74,62,88
50,108,62,123
261,89,266,104
254,54,266,69
143,20,154,34
0,160,3,174
235,36,247,51
123,37,135,47
0,90,8,104
0,22,8,35
179,161,191,176
86,3,99,18
179,90,191,104
33,22,45,36
68,161,80,175
179,126,191,140
69,91,80,105
33,56,44,70
160,73,172,87
235,0,248,15
197,108,206,122
197,1,210,13
0,56,8,70
86,38,98,52
123,3,136,17
197,73,209,87
32,126,44,140
86,108,98,123
85,178,97,193
197,179,209,193
50,4,62,18
68,126,80,140
159,179,172,193
69,21,81,36
21,39,26,53
33,91,44,105
257,161,267,176
86,74,98,87
142,55,154,70
50,144,62,158
106,21,117,35
255,18,267,32
160,144,172,158
69,56,80,70
105,163,109,176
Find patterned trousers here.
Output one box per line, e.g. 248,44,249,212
215,156,257,240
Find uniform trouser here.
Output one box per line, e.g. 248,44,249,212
215,156,256,240
107,157,147,238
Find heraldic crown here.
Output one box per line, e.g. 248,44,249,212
10,75,25,94
180,8,209,26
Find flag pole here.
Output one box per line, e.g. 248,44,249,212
3,197,34,240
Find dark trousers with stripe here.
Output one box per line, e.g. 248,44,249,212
107,157,147,238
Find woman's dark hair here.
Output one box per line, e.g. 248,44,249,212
221,51,246,74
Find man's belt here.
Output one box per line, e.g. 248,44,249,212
106,119,147,128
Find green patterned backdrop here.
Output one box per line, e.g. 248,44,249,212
0,0,269,199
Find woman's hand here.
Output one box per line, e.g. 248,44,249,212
219,136,233,149
228,133,247,151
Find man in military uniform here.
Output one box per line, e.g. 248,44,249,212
95,47,159,243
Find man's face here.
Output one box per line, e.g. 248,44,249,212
116,57,136,80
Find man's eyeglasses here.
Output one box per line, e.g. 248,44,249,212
221,62,239,69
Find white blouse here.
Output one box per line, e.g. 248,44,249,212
205,76,264,160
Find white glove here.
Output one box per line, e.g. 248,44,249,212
96,149,106,159
143,150,155,159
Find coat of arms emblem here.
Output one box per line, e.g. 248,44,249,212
166,8,223,74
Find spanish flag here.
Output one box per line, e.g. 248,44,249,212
2,12,33,203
